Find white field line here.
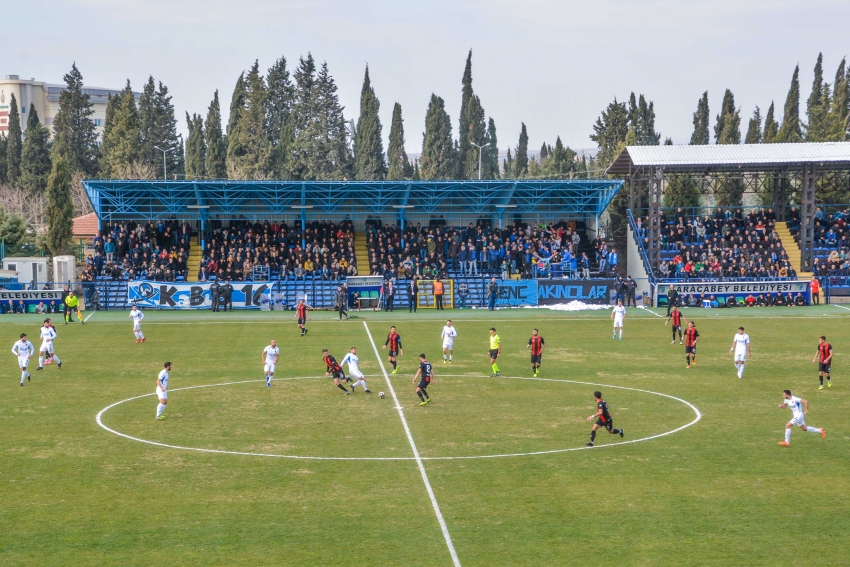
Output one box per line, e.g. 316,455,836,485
363,321,462,567
831,304,850,312
84,312,96,322
637,306,665,318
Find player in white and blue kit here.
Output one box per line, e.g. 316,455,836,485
12,333,35,386
37,319,61,370
729,327,751,379
262,340,279,387
340,347,370,393
778,389,825,446
156,362,172,420
441,320,457,363
611,300,626,340
129,305,145,343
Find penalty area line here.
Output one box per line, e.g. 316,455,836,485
363,321,462,567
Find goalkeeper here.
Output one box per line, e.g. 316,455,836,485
64,291,84,325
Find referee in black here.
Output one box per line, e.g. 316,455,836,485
335,285,349,320
666,284,678,316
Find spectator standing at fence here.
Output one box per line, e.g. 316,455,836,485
458,282,469,309
810,277,820,305
335,285,350,320
581,253,590,279
608,248,619,276
614,277,626,304
222,280,234,311
458,245,468,275
468,244,478,276
408,278,419,313
488,278,499,311
210,280,222,312
434,278,445,310
384,279,395,312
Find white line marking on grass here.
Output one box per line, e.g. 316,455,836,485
636,306,664,318
84,312,95,322
832,304,850,312
96,375,702,462
363,321,462,567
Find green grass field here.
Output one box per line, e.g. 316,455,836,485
2,304,849,566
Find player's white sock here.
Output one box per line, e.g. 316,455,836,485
807,427,822,434
39,356,44,367
21,371,26,383
785,429,792,442
357,379,367,390
52,355,61,365
619,330,623,339
449,355,452,361
739,364,745,378
156,403,165,417
139,331,144,339
443,354,447,361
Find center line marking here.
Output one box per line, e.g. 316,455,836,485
363,321,461,567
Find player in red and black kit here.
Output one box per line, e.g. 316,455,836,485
527,329,545,376
322,349,351,394
295,299,311,337
812,335,833,389
586,391,623,446
412,353,434,406
382,326,403,374
665,306,685,344
684,320,700,368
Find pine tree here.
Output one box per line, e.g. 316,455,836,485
590,99,629,165
354,66,386,180
266,56,295,179
5,94,22,185
290,54,319,180
546,136,576,176
484,118,499,179
690,92,710,145
763,102,780,143
714,89,739,144
313,61,352,180
745,106,763,144
514,123,529,176
387,102,412,179
204,91,226,179
227,61,272,179
138,77,157,167
98,94,119,176
51,63,99,176
100,82,142,179
45,158,74,256
420,94,456,180
142,79,180,178
776,65,803,142
19,104,52,194
185,113,206,179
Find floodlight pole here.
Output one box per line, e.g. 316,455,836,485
470,142,490,180
154,145,175,180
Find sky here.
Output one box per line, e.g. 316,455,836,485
7,0,850,156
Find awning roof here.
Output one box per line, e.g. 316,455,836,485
607,142,850,174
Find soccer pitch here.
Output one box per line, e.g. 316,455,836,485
2,305,849,566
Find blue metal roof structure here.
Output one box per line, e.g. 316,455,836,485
82,179,623,225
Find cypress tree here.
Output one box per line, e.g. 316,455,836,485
387,102,412,179
458,50,474,177
690,92,710,145
628,93,660,145
503,148,513,178
546,136,576,176
51,63,99,176
0,136,7,184
138,77,157,167
100,82,142,179
227,73,247,138
714,89,738,143
185,113,206,179
828,58,850,141
314,61,352,180
45,157,74,256
590,99,629,165
227,61,272,179
763,102,780,143
718,108,741,144
514,123,529,176
806,53,827,141
266,56,295,179
204,91,226,179
354,66,386,180
290,54,318,180
745,106,763,144
411,159,421,181
539,142,549,162
664,137,673,145
153,81,181,178
484,118,499,179
5,94,22,185
19,104,52,194
776,65,803,142
420,94,456,180
98,94,119,176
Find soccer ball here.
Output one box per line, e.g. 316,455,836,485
378,392,386,398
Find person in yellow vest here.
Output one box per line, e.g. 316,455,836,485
433,278,444,310
64,291,84,325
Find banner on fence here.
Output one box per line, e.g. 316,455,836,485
0,289,66,312
656,280,811,306
536,279,615,305
128,281,272,309
495,280,539,307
